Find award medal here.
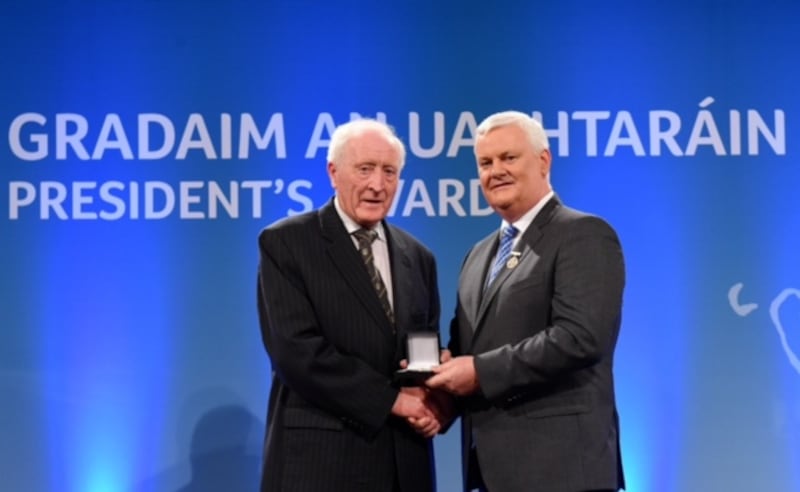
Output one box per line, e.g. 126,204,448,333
506,255,519,269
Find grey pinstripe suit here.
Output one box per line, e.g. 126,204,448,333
449,196,626,492
257,198,439,492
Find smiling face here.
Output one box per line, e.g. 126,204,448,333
328,129,401,228
475,123,552,223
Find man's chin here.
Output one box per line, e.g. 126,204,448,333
356,209,387,226
487,198,512,211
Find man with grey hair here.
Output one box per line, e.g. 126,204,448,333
258,119,445,491
428,111,626,491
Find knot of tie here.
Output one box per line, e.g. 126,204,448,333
501,224,518,242
353,228,378,249
486,224,519,288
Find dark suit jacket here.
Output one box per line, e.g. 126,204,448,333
257,198,440,492
449,196,625,492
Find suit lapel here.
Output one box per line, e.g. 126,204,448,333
463,236,496,328
318,200,393,332
471,197,561,344
387,224,412,333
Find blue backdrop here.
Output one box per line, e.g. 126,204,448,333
2,1,799,491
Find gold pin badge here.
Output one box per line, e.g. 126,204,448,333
506,252,520,269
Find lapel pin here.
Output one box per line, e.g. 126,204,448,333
506,252,521,269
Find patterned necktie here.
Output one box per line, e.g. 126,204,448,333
486,224,519,288
353,228,395,326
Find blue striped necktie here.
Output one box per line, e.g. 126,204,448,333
486,225,519,288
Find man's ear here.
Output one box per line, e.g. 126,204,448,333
327,161,337,188
539,149,552,177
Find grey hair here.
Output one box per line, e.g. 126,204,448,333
475,111,549,152
326,119,406,170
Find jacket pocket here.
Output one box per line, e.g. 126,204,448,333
523,403,590,418
505,395,590,418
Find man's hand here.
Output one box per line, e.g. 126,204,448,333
425,355,479,396
394,350,457,436
391,388,440,438
439,349,453,363
424,387,456,429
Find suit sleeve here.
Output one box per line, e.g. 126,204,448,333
257,229,398,437
424,249,441,334
447,247,474,357
475,216,625,401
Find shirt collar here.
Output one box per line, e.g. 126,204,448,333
500,190,555,235
334,196,387,241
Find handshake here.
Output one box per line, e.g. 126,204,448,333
392,342,480,438
392,346,454,438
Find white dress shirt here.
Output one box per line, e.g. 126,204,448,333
334,197,394,309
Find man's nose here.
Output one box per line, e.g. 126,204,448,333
367,170,386,190
489,160,507,176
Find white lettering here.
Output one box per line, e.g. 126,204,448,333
446,112,478,157
92,114,133,160
56,113,90,160
306,112,336,159
9,181,37,219
138,113,175,160
409,112,445,158
438,179,466,217
748,109,785,155
72,181,97,219
179,181,205,219
572,111,611,157
239,113,286,159
649,110,683,156
605,111,645,156
9,113,47,161
401,179,436,217
176,114,216,159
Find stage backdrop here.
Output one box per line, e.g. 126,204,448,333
2,1,799,491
